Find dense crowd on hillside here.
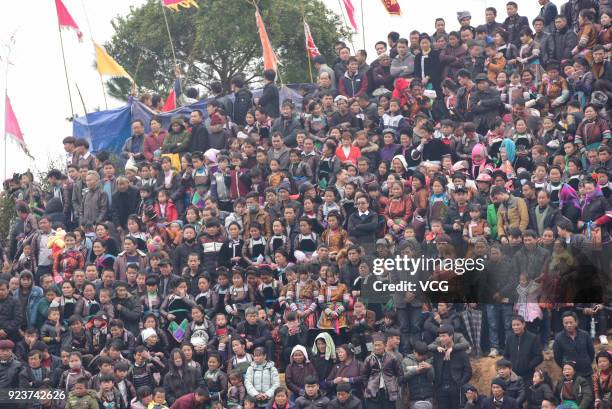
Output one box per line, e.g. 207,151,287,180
0,1,611,408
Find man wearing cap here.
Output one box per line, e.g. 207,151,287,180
470,73,502,135
457,11,475,34
327,382,362,409
495,359,526,406
0,339,22,390
432,325,472,409
481,378,519,409
294,375,330,409
403,341,434,407
463,384,485,409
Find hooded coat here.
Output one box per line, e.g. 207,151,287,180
285,345,318,398
162,117,192,154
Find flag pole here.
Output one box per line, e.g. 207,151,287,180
304,24,314,84
160,1,179,69
57,23,75,119
3,34,15,181
360,0,366,50
336,0,356,54
80,0,108,109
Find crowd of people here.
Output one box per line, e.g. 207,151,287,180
0,0,612,408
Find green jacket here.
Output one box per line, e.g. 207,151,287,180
487,203,498,241
162,129,191,153
65,390,99,409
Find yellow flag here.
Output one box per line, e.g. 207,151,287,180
95,43,134,82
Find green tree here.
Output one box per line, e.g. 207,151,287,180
105,0,350,100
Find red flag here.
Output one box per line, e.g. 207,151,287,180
380,0,401,15
255,8,278,71
303,21,320,59
5,95,31,158
54,0,83,42
161,77,182,111
342,0,358,32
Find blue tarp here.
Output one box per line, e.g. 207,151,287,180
73,84,311,154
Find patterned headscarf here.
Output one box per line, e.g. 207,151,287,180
559,183,581,210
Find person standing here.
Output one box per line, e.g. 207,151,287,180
553,311,595,378
362,333,404,409
503,316,543,383
433,325,472,409
231,76,253,126
258,69,279,119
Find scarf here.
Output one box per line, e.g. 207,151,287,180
501,138,516,163
559,184,581,210
311,332,336,361
471,144,487,177
582,185,604,215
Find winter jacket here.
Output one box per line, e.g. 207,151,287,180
338,71,368,98
440,44,467,80
294,392,330,409
112,295,143,336
169,392,206,409
189,122,209,153
496,195,529,237
113,250,148,282
534,32,554,66
285,362,318,398
552,26,578,63
244,361,280,406
0,295,24,341
361,352,403,401
12,286,43,328
326,395,362,409
553,375,594,409
324,359,364,398
469,86,502,133
528,205,561,236
413,50,442,93
271,115,301,148
111,186,140,229
390,53,415,78
143,130,167,161
233,88,253,126
235,320,271,349
402,354,434,401
65,390,99,409
553,329,595,377
503,14,530,47
162,366,201,405
527,381,554,409
503,330,543,380
0,356,22,388
259,82,280,118
477,395,519,409
501,372,526,406
432,348,472,387
347,211,377,245
80,185,109,225
162,128,191,154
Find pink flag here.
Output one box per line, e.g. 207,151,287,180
5,95,31,158
55,0,83,42
304,21,321,59
342,0,358,32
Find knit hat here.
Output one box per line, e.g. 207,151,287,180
491,378,507,390
457,11,471,21
0,339,14,350
413,402,433,409
336,383,351,393
141,328,157,342
392,155,408,171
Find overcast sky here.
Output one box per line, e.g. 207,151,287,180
0,0,544,179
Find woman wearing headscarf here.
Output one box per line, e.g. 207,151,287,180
324,344,364,398
558,184,581,232
311,332,336,387
470,143,489,179
579,177,611,244
285,345,318,399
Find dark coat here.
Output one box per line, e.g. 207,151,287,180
163,366,201,405
233,88,254,126
433,348,472,387
189,122,209,153
528,205,561,236
347,211,378,245
0,295,24,341
527,381,554,409
413,50,442,94
361,352,403,401
479,395,519,409
111,186,140,229
0,357,22,388
469,86,502,133
112,296,143,336
285,362,318,397
552,26,578,63
503,330,543,380
294,391,330,409
503,14,530,47
259,82,280,119
553,329,595,377
326,395,363,409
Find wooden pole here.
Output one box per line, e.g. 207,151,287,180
57,24,75,118
336,0,356,54
360,0,366,50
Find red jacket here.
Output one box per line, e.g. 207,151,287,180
170,393,206,409
335,145,361,165
154,200,178,222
